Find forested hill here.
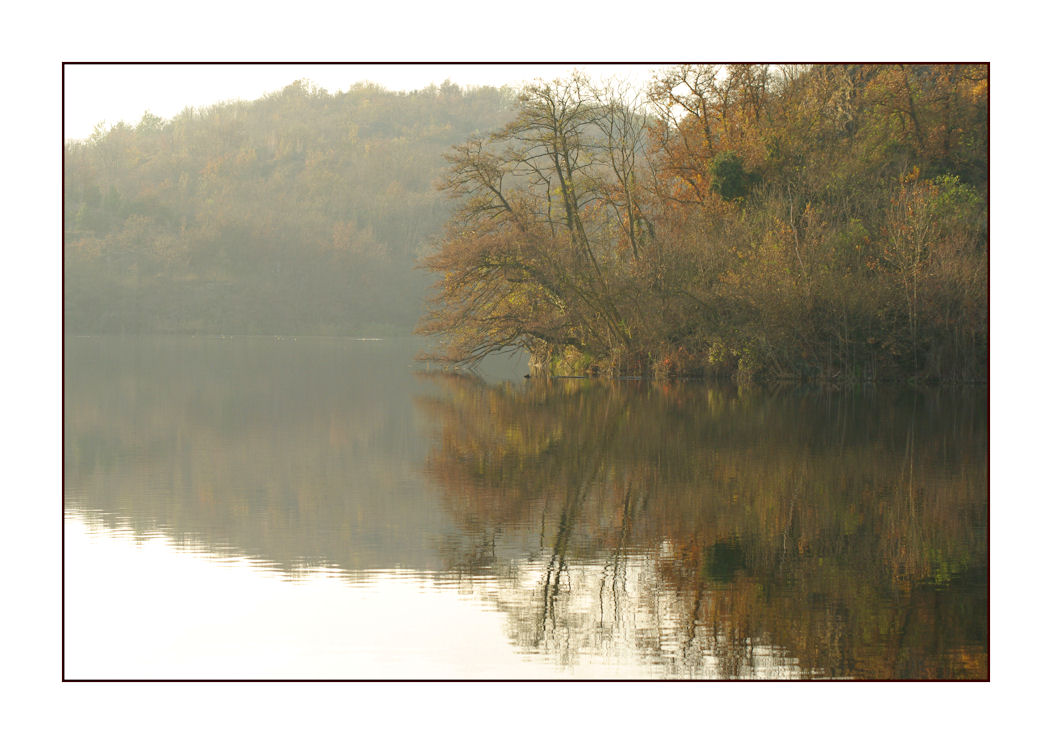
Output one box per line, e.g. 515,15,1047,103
64,79,517,336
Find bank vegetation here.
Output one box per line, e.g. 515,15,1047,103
418,64,988,382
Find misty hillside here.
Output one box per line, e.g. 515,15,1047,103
63,79,517,336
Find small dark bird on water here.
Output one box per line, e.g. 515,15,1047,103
524,374,531,379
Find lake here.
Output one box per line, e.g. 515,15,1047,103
63,335,988,679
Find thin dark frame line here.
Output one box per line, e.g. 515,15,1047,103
61,60,67,682
61,61,988,681
62,60,990,64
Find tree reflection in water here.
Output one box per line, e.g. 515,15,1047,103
418,373,988,679
64,338,986,678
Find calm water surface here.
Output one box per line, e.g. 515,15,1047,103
64,336,988,679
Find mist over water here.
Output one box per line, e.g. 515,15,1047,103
64,336,987,679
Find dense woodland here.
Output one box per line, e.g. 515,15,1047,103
65,65,988,382
421,64,988,382
64,79,516,336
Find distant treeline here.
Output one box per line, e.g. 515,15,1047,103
420,65,988,382
64,79,516,336
65,65,988,382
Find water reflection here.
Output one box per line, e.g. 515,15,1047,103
64,337,987,679
418,374,988,679
64,335,458,575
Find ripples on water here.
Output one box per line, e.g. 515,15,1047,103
64,336,988,679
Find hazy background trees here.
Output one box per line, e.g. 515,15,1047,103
65,65,988,382
64,79,516,336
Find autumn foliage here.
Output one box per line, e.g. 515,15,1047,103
419,64,988,382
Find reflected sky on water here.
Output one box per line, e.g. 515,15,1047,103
64,336,987,679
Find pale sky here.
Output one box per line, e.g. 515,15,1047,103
63,63,671,142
